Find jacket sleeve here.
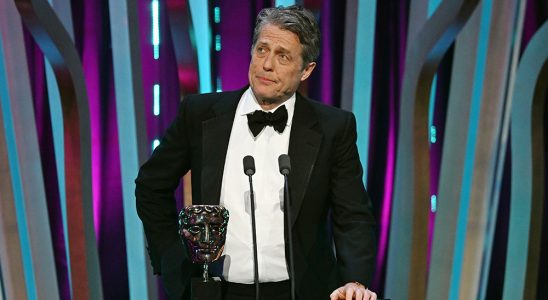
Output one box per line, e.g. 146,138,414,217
329,112,377,286
135,97,196,297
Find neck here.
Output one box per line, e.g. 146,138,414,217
253,93,292,111
258,100,285,111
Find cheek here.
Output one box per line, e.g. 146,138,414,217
249,59,261,72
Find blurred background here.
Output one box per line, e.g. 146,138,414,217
0,0,546,299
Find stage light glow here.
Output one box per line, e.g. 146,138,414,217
153,84,160,116
152,139,160,151
431,195,437,212
214,7,220,24
216,76,222,92
152,0,160,59
275,0,296,7
215,34,221,51
430,125,437,144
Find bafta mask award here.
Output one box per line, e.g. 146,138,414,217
179,205,229,299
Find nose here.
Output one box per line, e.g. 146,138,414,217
262,53,274,71
200,223,211,244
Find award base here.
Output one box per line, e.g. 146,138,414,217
191,277,222,300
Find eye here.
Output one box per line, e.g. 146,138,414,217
278,54,290,64
255,46,268,56
188,226,201,234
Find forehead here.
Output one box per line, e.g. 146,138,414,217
185,214,225,225
182,206,227,225
256,24,303,53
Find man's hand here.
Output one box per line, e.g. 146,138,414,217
329,282,377,300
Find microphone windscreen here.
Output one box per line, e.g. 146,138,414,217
278,154,291,175
243,155,256,175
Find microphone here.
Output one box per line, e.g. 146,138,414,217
278,154,291,175
243,155,256,175
278,154,295,300
243,155,260,300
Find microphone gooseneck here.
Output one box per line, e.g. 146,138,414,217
243,155,260,300
278,154,295,300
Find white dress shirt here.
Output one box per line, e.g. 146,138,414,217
219,87,295,283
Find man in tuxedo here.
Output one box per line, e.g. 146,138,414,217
136,5,377,300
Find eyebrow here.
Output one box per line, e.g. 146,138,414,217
256,41,292,54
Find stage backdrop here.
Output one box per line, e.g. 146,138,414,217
0,0,546,299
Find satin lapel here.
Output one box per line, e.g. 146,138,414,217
288,94,322,226
201,90,243,205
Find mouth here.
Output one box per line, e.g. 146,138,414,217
256,75,276,84
196,245,218,252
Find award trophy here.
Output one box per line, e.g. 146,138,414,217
179,205,229,300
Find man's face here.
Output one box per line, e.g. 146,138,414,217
248,24,316,107
179,205,229,264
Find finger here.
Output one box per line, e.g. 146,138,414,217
354,288,364,300
346,286,354,300
329,288,343,300
368,290,377,300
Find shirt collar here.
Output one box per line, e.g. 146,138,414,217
239,87,296,126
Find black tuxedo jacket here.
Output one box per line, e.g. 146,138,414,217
136,88,376,299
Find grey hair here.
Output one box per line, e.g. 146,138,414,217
252,5,320,67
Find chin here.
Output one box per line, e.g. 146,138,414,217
255,89,280,100
253,87,270,97
251,83,272,94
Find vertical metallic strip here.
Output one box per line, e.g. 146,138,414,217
0,1,60,299
341,0,376,182
340,0,358,112
503,21,548,300
14,0,103,298
406,0,430,46
427,0,441,134
351,0,376,183
456,0,520,298
385,0,479,298
44,61,71,293
426,6,482,299
45,0,75,294
189,0,212,93
384,0,429,296
340,0,379,278
0,264,5,300
108,1,158,299
448,2,492,299
0,26,29,300
478,1,527,298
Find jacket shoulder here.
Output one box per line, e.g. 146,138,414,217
182,88,245,110
299,95,355,124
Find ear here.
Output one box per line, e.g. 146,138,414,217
300,62,316,81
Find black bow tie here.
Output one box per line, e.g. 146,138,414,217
246,105,288,137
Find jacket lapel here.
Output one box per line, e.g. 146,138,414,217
287,94,322,226
201,89,245,205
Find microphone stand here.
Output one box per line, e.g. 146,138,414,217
245,162,260,300
278,154,295,300
282,173,296,300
